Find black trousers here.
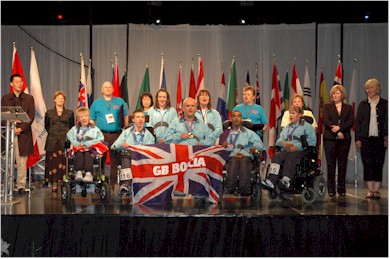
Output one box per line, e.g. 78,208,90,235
74,151,93,172
361,137,386,182
225,156,253,194
323,139,351,194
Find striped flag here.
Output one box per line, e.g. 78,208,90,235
216,69,228,122
268,64,282,159
176,65,183,117
283,69,290,111
333,62,343,85
317,69,329,167
189,63,197,98
28,48,47,168
159,55,167,89
303,63,312,108
226,58,238,119
11,43,29,94
291,63,303,102
86,59,93,108
112,54,121,97
77,54,87,108
196,55,204,96
255,65,261,105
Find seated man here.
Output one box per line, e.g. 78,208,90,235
221,110,265,196
111,109,156,193
262,105,317,190
165,97,215,146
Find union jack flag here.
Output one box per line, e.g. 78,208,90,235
128,144,229,205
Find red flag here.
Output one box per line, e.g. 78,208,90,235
290,63,303,101
11,43,29,94
333,62,342,85
77,54,88,108
189,63,197,98
268,64,282,159
196,55,204,97
112,54,120,97
176,65,183,117
317,69,329,167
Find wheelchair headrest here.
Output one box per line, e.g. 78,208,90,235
302,116,314,124
222,120,232,130
222,120,256,130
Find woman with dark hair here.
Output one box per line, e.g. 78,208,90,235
148,88,177,143
44,91,74,192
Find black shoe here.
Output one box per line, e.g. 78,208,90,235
339,193,346,197
329,193,335,197
18,188,26,194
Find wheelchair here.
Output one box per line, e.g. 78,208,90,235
61,143,110,202
263,136,326,204
220,120,267,203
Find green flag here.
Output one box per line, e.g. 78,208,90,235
120,70,128,105
283,69,290,112
226,58,237,116
136,66,150,110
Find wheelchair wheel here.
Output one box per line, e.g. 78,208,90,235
100,182,110,201
301,187,317,204
251,183,261,203
268,189,278,199
313,175,326,201
61,183,71,201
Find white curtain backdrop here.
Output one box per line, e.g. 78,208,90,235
1,23,388,185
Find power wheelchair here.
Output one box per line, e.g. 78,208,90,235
263,135,326,204
220,120,267,203
60,141,110,202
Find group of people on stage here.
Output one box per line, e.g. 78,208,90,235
3,73,387,200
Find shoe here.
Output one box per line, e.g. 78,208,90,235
261,179,275,189
83,172,93,183
366,191,374,199
329,193,335,197
173,190,186,196
373,191,381,199
339,193,346,197
18,188,26,194
52,182,58,192
75,171,83,181
281,176,291,189
120,184,131,194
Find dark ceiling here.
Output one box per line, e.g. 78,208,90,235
1,1,388,25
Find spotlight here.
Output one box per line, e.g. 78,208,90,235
364,12,370,21
155,18,161,24
57,14,64,21
240,19,246,25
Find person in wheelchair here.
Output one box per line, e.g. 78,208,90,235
111,109,155,193
66,107,106,183
262,105,316,190
220,110,265,196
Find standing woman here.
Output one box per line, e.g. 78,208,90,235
355,79,388,199
148,89,177,143
44,91,75,192
140,92,154,127
195,89,223,144
322,85,354,197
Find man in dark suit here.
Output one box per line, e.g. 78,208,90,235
1,74,35,194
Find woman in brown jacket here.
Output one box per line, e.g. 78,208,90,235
44,91,74,191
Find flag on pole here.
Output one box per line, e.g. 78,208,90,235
303,63,312,108
189,63,197,98
283,69,290,112
268,64,282,159
245,69,250,86
86,59,93,108
216,70,228,122
317,69,329,167
291,63,303,100
120,68,129,105
28,48,47,168
176,65,183,117
112,54,121,97
255,65,261,105
159,55,167,89
348,66,357,161
136,66,150,110
333,62,343,85
77,54,88,108
11,43,29,94
226,58,238,119
196,55,204,96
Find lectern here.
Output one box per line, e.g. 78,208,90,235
1,106,31,205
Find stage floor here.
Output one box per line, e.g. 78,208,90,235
1,183,387,216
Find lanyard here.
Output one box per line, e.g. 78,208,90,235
244,104,253,120
201,109,208,124
286,123,299,141
184,118,195,133
104,99,113,112
229,129,240,146
132,128,145,145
